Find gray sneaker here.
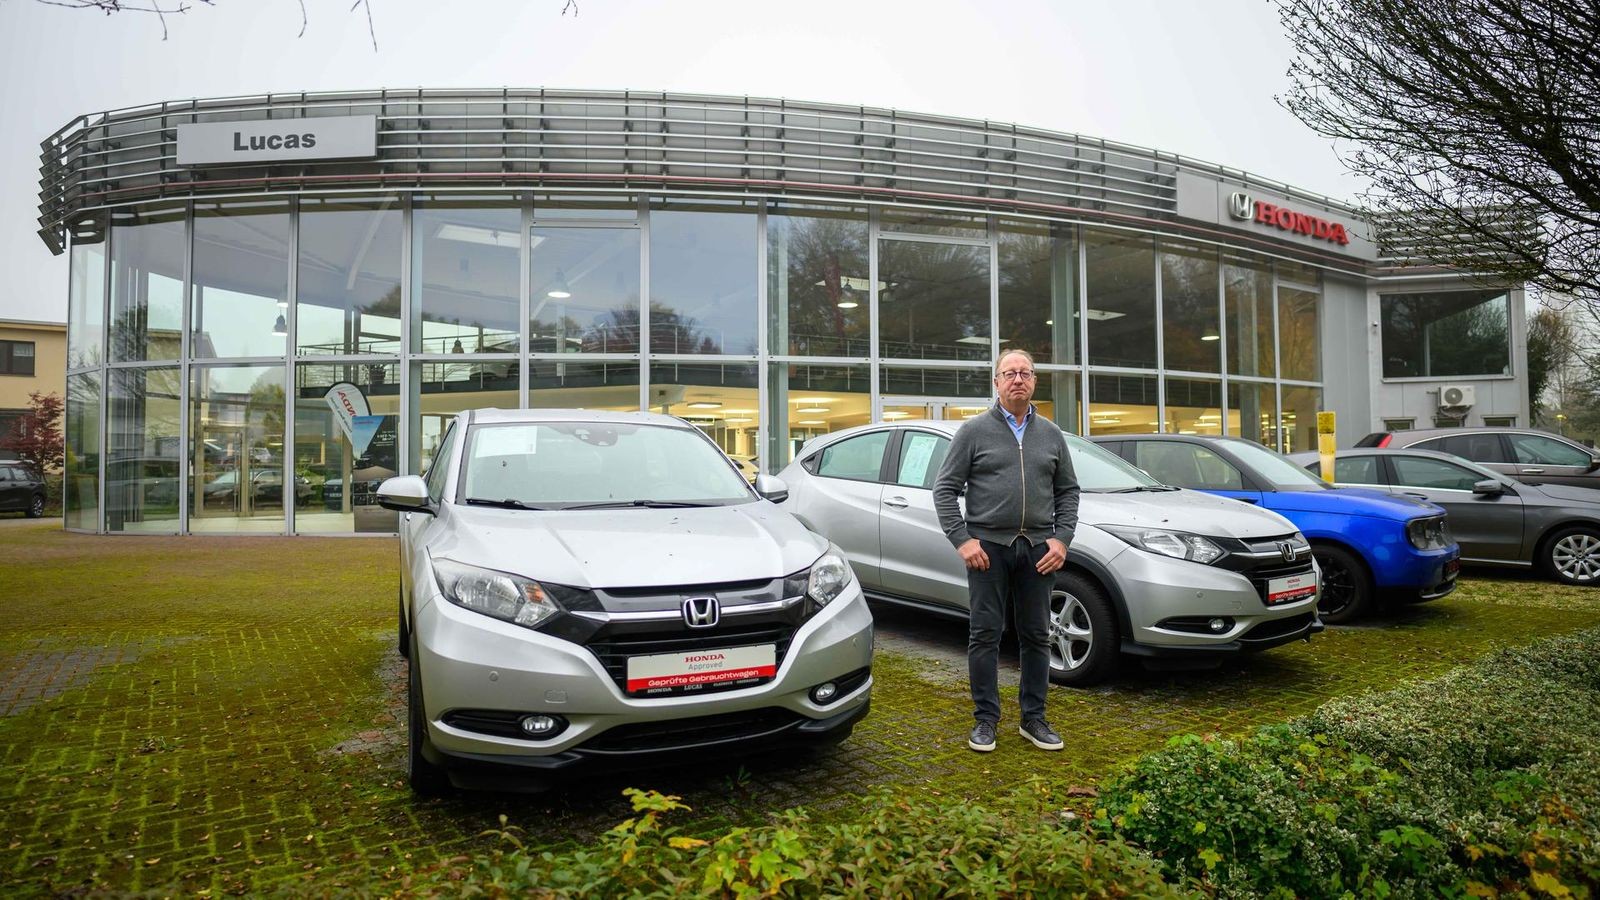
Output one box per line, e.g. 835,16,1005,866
968,720,997,752
1019,719,1063,750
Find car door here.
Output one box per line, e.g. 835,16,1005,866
1386,453,1524,561
798,429,894,589
1505,432,1600,488
1410,433,1516,479
878,429,968,609
0,466,18,511
1131,440,1262,505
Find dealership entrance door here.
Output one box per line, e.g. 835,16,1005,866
876,396,993,424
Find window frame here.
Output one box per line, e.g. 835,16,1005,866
810,428,897,485
0,340,36,376
1506,431,1594,467
889,427,952,490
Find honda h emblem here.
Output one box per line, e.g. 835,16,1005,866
1228,191,1255,221
682,596,720,629
1277,541,1297,563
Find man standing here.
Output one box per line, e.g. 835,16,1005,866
933,349,1080,752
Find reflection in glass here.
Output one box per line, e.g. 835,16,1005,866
1160,241,1220,373
530,226,640,353
411,360,520,472
766,363,871,471
1229,381,1278,448
107,366,182,532
1041,370,1082,434
65,372,101,530
533,193,637,220
294,362,400,533
879,365,992,400
189,365,287,533
1379,290,1510,378
413,199,521,354
298,199,403,356
191,201,290,359
1088,372,1158,435
69,233,106,369
1085,230,1156,368
1225,258,1274,377
650,361,759,460
767,204,870,357
878,239,990,360
1278,287,1320,382
999,221,1077,365
649,199,758,355
529,360,640,411
1165,377,1223,435
1281,386,1322,454
110,208,185,362
880,207,986,238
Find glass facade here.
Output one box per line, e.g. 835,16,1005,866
1379,289,1511,378
63,198,1326,533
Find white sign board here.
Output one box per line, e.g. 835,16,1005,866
177,115,377,166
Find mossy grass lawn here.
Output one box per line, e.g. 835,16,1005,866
1,521,1595,895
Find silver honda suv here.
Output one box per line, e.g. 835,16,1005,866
379,409,873,793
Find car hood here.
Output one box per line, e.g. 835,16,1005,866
1080,488,1299,540
1266,486,1442,519
428,502,829,589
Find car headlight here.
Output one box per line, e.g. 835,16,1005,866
784,549,854,613
1101,525,1227,565
1406,516,1451,550
432,558,562,629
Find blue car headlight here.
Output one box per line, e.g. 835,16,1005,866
1406,516,1451,550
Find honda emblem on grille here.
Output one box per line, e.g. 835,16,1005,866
1277,541,1297,563
682,596,720,629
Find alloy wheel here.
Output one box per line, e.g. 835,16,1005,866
1048,589,1094,672
1551,533,1600,583
1319,558,1355,618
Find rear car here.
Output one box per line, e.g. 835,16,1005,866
0,461,46,518
381,409,873,793
1358,427,1600,489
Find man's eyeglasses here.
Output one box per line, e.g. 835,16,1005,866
997,370,1036,382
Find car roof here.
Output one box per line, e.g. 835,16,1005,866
466,407,691,428
1285,446,1510,478
793,418,957,458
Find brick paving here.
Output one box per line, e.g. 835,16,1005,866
1,521,1596,895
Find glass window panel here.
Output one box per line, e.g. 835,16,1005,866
1379,290,1511,378
106,367,182,532
1509,433,1592,466
69,233,106,369
110,207,185,363
1164,377,1223,436
895,432,951,489
1225,258,1274,377
1280,386,1322,454
530,226,641,353
411,360,521,472
533,193,637,220
191,201,290,359
878,239,990,361
1160,241,1221,373
766,363,871,472
1134,441,1244,490
528,360,640,411
1277,260,1321,286
1228,381,1278,448
293,362,400,534
1085,230,1156,369
879,207,986,238
1415,433,1510,464
767,203,870,357
1332,456,1383,485
65,372,101,530
1278,287,1320,382
189,365,287,533
649,199,758,355
297,199,403,356
879,365,992,399
413,199,522,354
1088,372,1158,435
1040,370,1082,434
1392,456,1482,491
649,361,759,461
817,431,891,481
999,220,1077,366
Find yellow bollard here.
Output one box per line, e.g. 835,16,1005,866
1317,411,1338,483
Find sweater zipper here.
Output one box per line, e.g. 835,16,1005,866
1017,440,1027,539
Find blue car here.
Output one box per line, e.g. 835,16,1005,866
1091,435,1460,623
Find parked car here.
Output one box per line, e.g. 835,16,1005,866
1291,447,1600,586
727,454,760,484
1092,435,1459,624
380,409,873,794
202,467,314,509
1357,427,1600,489
778,421,1323,687
0,461,46,518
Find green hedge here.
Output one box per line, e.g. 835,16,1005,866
1096,630,1600,898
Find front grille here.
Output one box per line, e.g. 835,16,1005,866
1241,612,1316,643
586,624,797,694
583,708,802,753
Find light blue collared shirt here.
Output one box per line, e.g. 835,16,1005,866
1002,404,1035,445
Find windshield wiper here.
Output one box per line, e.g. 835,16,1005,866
559,499,716,510
1106,485,1182,493
464,497,552,510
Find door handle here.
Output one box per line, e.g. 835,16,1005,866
882,496,909,509
1521,468,1545,474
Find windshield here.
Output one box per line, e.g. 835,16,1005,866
460,422,754,508
1224,439,1329,491
1065,434,1166,492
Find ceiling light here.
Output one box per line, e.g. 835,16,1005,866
1045,319,1053,326
686,401,723,409
813,276,887,292
1201,326,1220,341
794,397,834,405
836,298,859,309
797,406,830,414
798,419,825,426
436,223,521,249
722,408,756,415
547,269,573,299
724,417,752,424
955,336,991,345
1083,308,1126,321
881,411,911,420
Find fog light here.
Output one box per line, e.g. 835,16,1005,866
811,682,839,704
519,714,560,737
1208,618,1229,633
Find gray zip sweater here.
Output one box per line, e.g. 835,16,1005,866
932,404,1080,549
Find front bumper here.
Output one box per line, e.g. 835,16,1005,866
1111,546,1323,657
1377,545,1459,600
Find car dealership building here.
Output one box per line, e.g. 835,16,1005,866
35,89,1528,535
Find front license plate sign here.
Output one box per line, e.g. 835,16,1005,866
1267,573,1318,605
626,644,777,695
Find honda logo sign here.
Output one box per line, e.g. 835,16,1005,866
681,596,720,629
1228,191,1255,221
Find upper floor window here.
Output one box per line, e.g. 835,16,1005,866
1380,289,1510,378
0,340,35,376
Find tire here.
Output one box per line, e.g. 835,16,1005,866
25,493,44,518
406,646,450,796
1541,525,1600,587
1313,543,1372,624
397,586,410,659
1046,571,1120,687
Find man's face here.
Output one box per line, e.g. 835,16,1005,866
994,355,1037,406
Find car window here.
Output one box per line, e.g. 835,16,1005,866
816,431,891,482
426,422,458,502
1134,442,1245,490
1508,433,1592,467
1391,456,1482,491
1415,433,1509,464
894,432,949,489
1333,456,1383,485
0,467,13,482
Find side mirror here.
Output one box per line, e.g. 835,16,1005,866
1587,455,1600,473
754,474,789,503
1472,478,1505,496
378,475,433,513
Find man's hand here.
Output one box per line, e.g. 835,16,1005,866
958,539,990,571
1036,537,1068,575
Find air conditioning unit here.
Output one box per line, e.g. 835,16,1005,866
1438,384,1476,411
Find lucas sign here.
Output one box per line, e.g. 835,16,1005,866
177,115,377,166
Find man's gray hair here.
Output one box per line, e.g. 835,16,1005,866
994,348,1036,376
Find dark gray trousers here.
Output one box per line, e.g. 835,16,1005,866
967,537,1053,725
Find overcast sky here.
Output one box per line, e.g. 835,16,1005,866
0,0,1365,324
